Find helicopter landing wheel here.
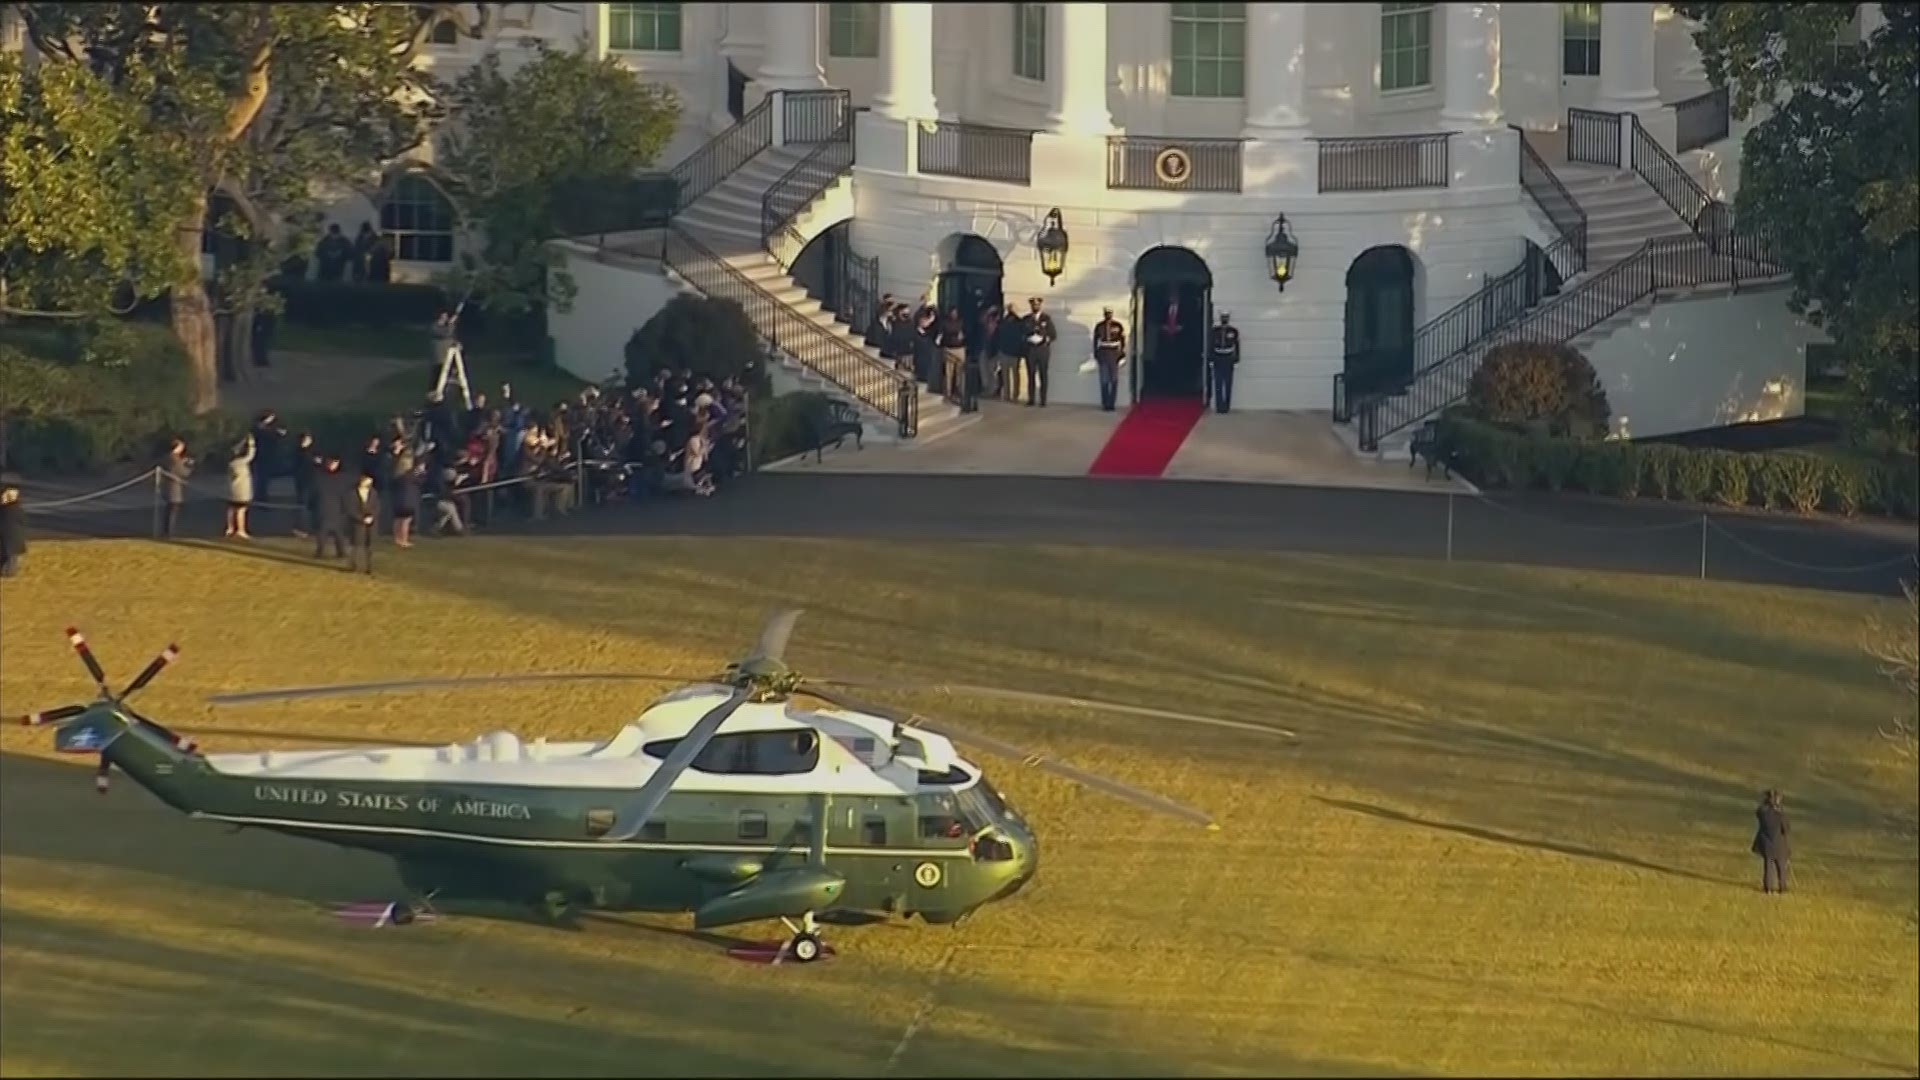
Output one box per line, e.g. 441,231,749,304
788,931,824,963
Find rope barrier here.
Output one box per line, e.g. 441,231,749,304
1459,489,1702,534
1703,517,1919,575
20,468,162,512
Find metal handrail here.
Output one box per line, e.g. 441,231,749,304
669,95,775,213
761,111,855,268
1353,231,1786,449
1514,125,1589,271
663,225,916,437
1627,113,1722,236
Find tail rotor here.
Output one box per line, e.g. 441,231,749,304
10,628,190,793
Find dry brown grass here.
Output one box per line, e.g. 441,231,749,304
0,535,1915,1077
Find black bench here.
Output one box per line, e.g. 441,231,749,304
1408,419,1451,479
807,398,866,462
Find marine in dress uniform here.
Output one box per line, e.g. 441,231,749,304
1092,308,1126,411
1209,312,1241,414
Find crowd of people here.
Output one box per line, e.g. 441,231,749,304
866,293,1059,413
157,367,754,573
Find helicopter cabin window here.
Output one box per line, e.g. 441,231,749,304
915,792,969,840
642,730,821,775
640,821,667,841
917,765,970,786
861,815,888,845
584,808,616,838
737,811,769,841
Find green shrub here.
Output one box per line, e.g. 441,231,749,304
1572,440,1639,497
1708,450,1753,507
272,279,450,328
0,324,207,472
1871,458,1920,519
1670,449,1715,503
1825,464,1868,516
1528,434,1581,491
625,294,770,397
1757,454,1828,515
748,391,839,464
1638,444,1679,499
1467,341,1612,438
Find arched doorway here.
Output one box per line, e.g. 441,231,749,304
934,234,1005,341
1132,247,1213,402
792,220,870,330
1343,246,1418,398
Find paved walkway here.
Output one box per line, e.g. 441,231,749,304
771,402,1463,494
13,469,1914,597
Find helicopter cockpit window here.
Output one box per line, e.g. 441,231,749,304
642,729,821,775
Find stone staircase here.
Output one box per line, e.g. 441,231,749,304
666,142,970,446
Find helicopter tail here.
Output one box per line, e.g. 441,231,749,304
14,629,202,800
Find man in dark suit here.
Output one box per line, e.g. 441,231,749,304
311,454,350,561
1022,297,1056,407
344,472,379,575
1753,788,1791,894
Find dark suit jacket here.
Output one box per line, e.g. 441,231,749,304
1753,803,1790,859
341,484,380,533
314,471,352,529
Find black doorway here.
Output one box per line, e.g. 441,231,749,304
1343,246,1417,399
936,235,1004,338
1131,247,1213,402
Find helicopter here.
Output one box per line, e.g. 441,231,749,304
13,612,1247,963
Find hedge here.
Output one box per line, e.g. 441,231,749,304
749,391,842,466
1436,413,1920,520
270,279,544,345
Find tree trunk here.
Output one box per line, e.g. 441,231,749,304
171,198,221,416
222,306,255,386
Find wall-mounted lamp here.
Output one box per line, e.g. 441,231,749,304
1035,207,1069,286
1266,214,1299,293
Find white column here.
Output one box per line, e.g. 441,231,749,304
1594,2,1660,113
1440,2,1502,127
1045,2,1113,135
757,1,824,92
1243,3,1309,139
873,2,937,120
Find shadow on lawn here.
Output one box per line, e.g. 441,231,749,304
1311,796,1746,889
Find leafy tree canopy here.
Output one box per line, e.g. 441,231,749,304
1675,2,1918,452
438,42,680,315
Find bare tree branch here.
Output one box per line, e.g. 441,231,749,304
1864,569,1920,758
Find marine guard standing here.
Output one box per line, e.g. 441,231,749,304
1209,311,1241,414
1092,307,1126,411
1023,297,1057,408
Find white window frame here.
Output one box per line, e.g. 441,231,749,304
1170,2,1247,100
379,175,457,264
828,3,879,59
1562,2,1602,77
1012,3,1046,83
606,2,682,53
1379,2,1433,95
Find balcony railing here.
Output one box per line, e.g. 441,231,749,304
916,120,1035,185
1673,86,1732,153
1106,136,1243,193
783,88,852,144
1565,107,1622,167
1313,133,1453,193
1629,113,1721,237
669,95,773,213
762,111,855,269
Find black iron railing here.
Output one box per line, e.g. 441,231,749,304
783,88,852,144
838,246,880,337
1566,107,1622,167
1673,86,1731,153
1628,113,1721,235
1331,373,1351,423
1352,232,1785,450
762,111,855,268
1515,125,1589,275
664,225,916,437
669,95,773,213
1313,133,1453,193
916,121,1036,185
1106,136,1243,193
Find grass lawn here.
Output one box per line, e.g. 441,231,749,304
0,537,1914,1077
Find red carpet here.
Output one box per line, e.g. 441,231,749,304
1087,399,1206,478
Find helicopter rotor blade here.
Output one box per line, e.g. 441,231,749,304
745,609,804,667
65,627,112,698
120,643,180,700
602,687,752,843
14,704,90,727
797,682,1219,831
206,672,688,707
810,677,1296,742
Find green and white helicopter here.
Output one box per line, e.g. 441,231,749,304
15,612,1231,963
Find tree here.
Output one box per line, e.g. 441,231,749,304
1675,3,1919,454
0,3,511,414
1864,567,1919,758
1467,341,1612,438
438,42,679,317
